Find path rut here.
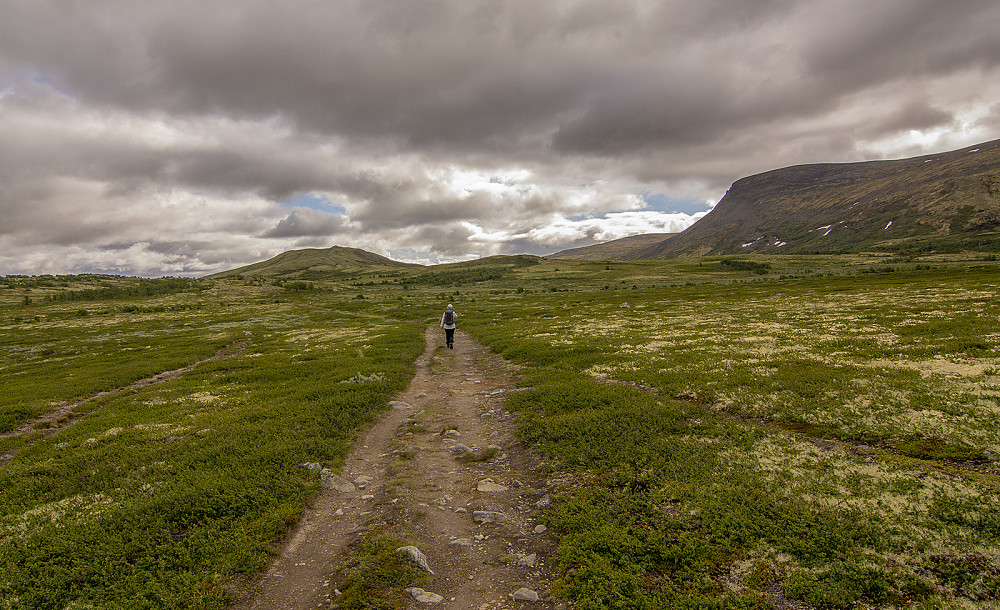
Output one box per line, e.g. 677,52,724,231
233,326,560,609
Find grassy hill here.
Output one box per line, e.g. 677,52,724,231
646,138,1000,257
204,245,419,280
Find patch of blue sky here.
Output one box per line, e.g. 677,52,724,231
641,192,713,215
281,192,347,215
24,72,79,100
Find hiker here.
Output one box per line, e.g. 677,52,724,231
439,303,458,349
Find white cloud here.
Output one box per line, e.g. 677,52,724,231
525,210,705,249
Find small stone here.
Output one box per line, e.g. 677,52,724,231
473,511,505,524
406,587,444,603
476,479,509,492
449,538,473,547
300,462,322,472
390,401,412,410
353,475,373,488
443,429,462,438
320,470,356,493
511,587,539,601
395,446,420,459
449,443,472,455
533,524,547,534
396,546,434,574
455,507,468,514
334,509,344,516
517,553,538,568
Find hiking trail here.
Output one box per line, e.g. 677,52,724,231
232,326,561,609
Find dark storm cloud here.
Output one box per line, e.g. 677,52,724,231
1,0,999,275
262,208,349,238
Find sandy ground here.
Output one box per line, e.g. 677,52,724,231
232,327,560,609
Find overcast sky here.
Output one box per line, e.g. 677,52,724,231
2,0,999,276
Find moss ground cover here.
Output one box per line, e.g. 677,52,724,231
459,258,1000,608
2,255,999,608
0,278,426,608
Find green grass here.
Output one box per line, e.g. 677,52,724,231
0,278,426,608
457,258,1000,609
332,531,425,610
2,256,1000,608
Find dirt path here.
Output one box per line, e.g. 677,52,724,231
233,327,560,610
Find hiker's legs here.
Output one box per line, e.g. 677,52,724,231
445,328,455,348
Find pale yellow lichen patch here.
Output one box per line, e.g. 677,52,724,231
744,430,996,537
133,423,180,433
584,364,615,379
88,423,188,443
574,322,620,337
284,328,355,344
2,494,113,540
868,357,999,379
189,391,219,404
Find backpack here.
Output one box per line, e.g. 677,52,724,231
443,310,455,325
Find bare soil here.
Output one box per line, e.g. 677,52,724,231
232,327,561,610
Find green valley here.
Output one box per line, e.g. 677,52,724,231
1,251,998,608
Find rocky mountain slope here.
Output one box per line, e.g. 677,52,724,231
644,138,1000,257
547,233,675,260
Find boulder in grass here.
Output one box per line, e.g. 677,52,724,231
449,443,472,455
476,479,509,492
407,587,444,603
472,511,505,524
395,546,434,574
320,470,356,493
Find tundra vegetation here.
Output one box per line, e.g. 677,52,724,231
1,252,998,609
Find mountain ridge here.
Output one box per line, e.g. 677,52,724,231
548,233,675,260
646,138,1000,257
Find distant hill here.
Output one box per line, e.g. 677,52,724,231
549,233,675,260
646,139,1000,257
205,245,419,279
